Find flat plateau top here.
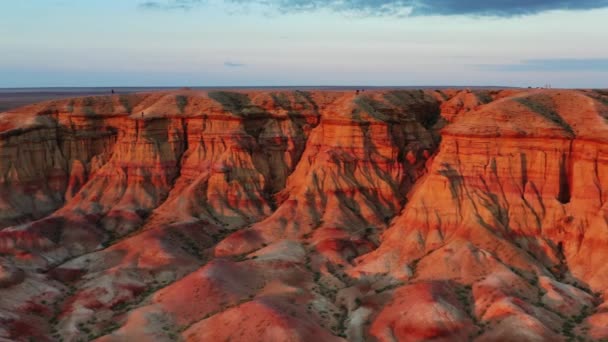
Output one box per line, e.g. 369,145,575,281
1,88,607,142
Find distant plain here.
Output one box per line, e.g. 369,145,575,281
0,86,517,112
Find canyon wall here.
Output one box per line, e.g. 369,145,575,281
1,88,608,341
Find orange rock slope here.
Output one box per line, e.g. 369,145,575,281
1,88,608,341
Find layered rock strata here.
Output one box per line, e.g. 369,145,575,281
1,89,608,341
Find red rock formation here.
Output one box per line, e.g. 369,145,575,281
1,88,608,341
215,90,439,262
357,89,608,340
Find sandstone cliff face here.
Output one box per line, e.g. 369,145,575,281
357,90,608,340
215,90,439,261
1,88,608,341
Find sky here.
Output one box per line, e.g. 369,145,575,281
1,0,607,88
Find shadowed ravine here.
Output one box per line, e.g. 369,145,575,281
1,88,608,341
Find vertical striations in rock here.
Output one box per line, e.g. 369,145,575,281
2,89,608,341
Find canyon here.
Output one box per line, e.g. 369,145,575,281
0,88,608,341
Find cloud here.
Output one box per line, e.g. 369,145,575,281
405,0,608,16
224,61,246,67
139,0,204,10
139,0,608,16
476,59,608,72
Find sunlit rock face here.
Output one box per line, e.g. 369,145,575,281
1,88,608,341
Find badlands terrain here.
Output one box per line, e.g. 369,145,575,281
0,88,608,341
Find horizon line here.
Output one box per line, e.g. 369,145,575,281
0,85,554,90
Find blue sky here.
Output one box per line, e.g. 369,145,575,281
1,0,607,87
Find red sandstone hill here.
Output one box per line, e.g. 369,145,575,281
1,88,608,341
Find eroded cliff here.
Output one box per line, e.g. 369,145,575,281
1,88,608,341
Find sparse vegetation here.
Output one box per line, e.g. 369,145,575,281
119,94,132,113
208,91,251,114
271,93,291,109
67,99,75,113
82,97,96,115
172,230,203,258
176,95,188,113
517,96,574,136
